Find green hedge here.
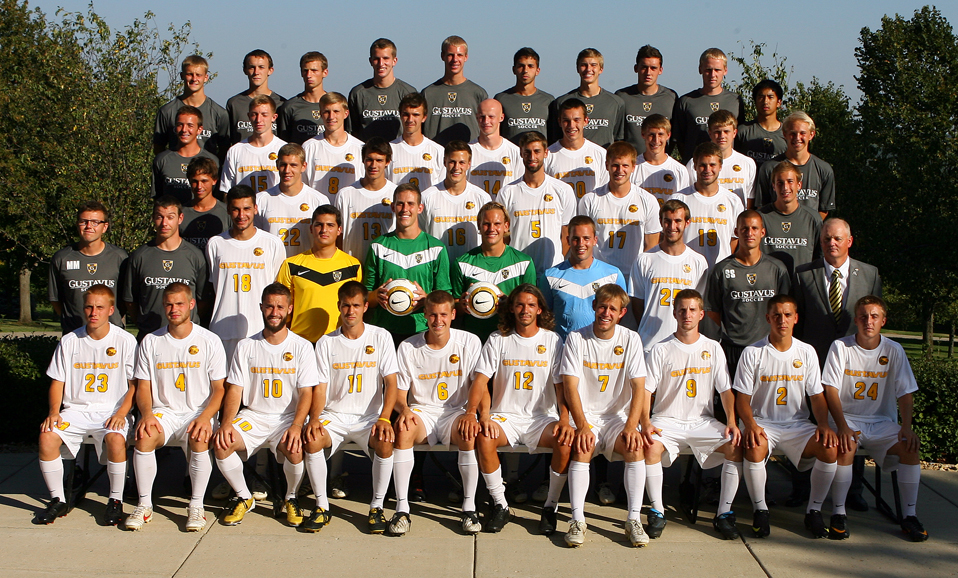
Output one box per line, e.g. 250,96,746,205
0,335,59,445
911,359,958,463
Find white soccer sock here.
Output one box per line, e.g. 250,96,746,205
624,460,646,520
189,450,213,508
392,448,415,514
830,464,853,516
458,450,480,512
482,466,508,507
898,463,921,517
370,454,393,510
744,459,768,511
718,460,743,515
304,452,329,510
543,467,568,511
39,457,65,501
283,459,304,500
133,450,157,507
568,461,590,522
807,459,837,512
645,461,665,513
216,452,251,500
107,460,126,501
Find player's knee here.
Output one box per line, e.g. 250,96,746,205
38,431,62,454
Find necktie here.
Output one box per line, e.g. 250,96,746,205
829,269,843,323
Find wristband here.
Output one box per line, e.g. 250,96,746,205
377,417,391,424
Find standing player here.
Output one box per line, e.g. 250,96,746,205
154,55,228,160
301,281,400,533
468,99,524,198
35,285,137,526
560,284,650,547
616,46,678,155
672,48,745,163
226,50,285,144
686,111,757,209
421,36,488,145
335,137,397,260
735,80,786,168
545,99,609,200
388,93,445,189
421,141,492,261
181,157,228,252
220,96,287,194
49,201,128,334
822,296,927,541
151,106,218,204
759,162,822,274
495,47,554,144
277,52,328,145
633,115,690,206
348,38,416,141
549,48,625,148
125,283,227,532
303,92,365,199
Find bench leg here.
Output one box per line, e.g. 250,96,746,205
679,457,703,524
863,462,901,524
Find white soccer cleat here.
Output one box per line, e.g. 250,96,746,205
564,520,587,547
185,506,207,532
626,518,649,547
125,504,153,531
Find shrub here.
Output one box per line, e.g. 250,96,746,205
0,335,59,444
911,359,958,463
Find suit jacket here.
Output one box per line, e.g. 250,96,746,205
793,257,882,364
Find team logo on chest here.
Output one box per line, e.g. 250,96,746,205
628,204,638,213
300,203,310,212
283,352,294,361
536,345,547,354
501,269,510,279
312,110,322,120
415,254,423,263
683,264,692,273
613,346,624,356
332,271,342,282
378,94,388,105
733,165,741,172
717,204,727,212
643,102,652,112
106,347,117,357
254,248,264,256
544,194,553,202
87,263,98,275
162,260,173,272
746,273,757,285
465,201,475,210
269,153,278,161
502,157,510,165
189,345,199,355
450,354,460,364
448,92,457,103
365,345,375,355
521,102,532,113
879,356,889,365
345,153,355,161
781,222,791,233
591,282,600,292
382,198,391,206
585,104,594,115
792,359,803,368
423,153,432,161
584,156,593,164
701,350,711,360
181,163,188,173
710,102,719,112
663,174,674,182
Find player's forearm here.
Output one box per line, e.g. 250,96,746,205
719,389,737,426
898,393,914,428
115,381,137,418
380,374,399,419
199,380,226,421
625,378,646,428
220,384,243,423
638,389,654,427
823,388,849,430
292,387,313,427
809,393,830,426
393,389,410,413
47,380,65,416
309,384,328,419
736,394,758,429
135,380,154,415
466,374,490,416
561,377,588,428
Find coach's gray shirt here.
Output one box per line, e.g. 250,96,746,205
49,243,128,333
706,253,790,347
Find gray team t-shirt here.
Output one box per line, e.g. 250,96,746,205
122,240,208,334
759,204,822,274
494,88,554,144
180,201,230,253
225,91,286,144
672,89,745,162
153,96,229,157
421,79,488,145
755,153,836,214
151,149,219,204
277,96,325,145
48,243,128,333
348,78,417,141
550,88,625,148
615,84,678,154
735,121,786,168
705,253,790,347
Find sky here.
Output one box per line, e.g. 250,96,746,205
27,1,956,106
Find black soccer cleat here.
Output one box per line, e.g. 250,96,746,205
538,506,557,536
713,512,740,540
900,516,929,542
804,509,828,539
103,498,124,526
646,509,667,539
35,498,69,525
486,504,510,533
301,507,332,533
752,509,770,538
829,513,849,540
368,507,388,534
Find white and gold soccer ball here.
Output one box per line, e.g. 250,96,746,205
465,281,501,319
383,279,418,316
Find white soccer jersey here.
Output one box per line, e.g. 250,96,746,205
134,324,228,413
220,138,287,193
335,181,397,259
733,337,822,424
302,133,365,198
46,324,137,413
420,182,492,261
255,185,332,257
686,150,756,208
645,334,730,421
578,183,661,275
468,139,524,198
559,325,646,418
228,330,320,416
545,140,609,200
822,335,918,424
388,137,445,189
497,176,576,275
316,324,399,419
669,187,745,268
206,229,286,341
397,329,481,411
633,157,691,207
628,246,709,352
475,328,562,418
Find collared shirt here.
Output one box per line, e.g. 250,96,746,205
823,257,851,302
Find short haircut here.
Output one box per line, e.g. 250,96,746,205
338,280,367,301
518,130,548,150
707,110,737,130
673,289,703,309
370,38,397,58
76,200,110,222
300,51,328,70
441,35,468,55
692,142,723,165
699,48,727,68
513,47,540,67
855,295,888,317
244,49,273,69
226,185,256,204
83,283,115,307
394,182,421,204
606,141,637,163
262,282,291,302
278,142,306,164
319,92,347,109
822,217,852,238
154,195,183,215
641,114,671,133
594,283,629,309
424,290,456,310
771,160,803,183
187,156,219,179
181,55,208,73
175,105,203,127
312,204,342,227
660,199,690,221
783,111,816,133
636,45,663,65
753,79,784,101
576,48,603,67
766,293,798,313
736,209,764,227
477,201,510,227
362,136,392,163
399,92,427,113
249,94,276,113
163,281,193,300
558,98,587,117
444,140,472,160
499,283,555,334
567,214,597,235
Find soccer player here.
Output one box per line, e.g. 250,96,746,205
628,199,708,353
277,52,329,145
463,284,572,534
670,142,745,268
154,55,228,160
735,79,786,167
497,131,576,277
672,48,745,163
632,115,690,206
421,36,488,145
560,284,649,547
616,45,678,155
303,92,365,199
180,157,228,252
123,196,208,337
276,205,362,343
49,201,128,334
546,99,610,200
213,283,318,527
755,111,835,218
733,295,838,539
495,47,554,144
549,48,625,148
822,296,928,541
301,281,399,533
125,283,227,532
641,289,743,540
335,137,397,260
220,96,287,194
35,284,137,526
706,210,790,376
348,38,416,141
686,110,757,209
151,106,218,204
226,49,285,144
421,140,492,260
468,99,524,198
255,143,331,257
206,186,286,359
388,92,445,189
759,161,822,274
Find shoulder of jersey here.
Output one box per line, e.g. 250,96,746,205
451,327,482,348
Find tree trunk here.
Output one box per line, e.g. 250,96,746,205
924,309,935,361
949,320,955,359
18,266,31,324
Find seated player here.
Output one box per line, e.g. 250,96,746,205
822,296,927,541
126,283,227,531
392,291,484,534
641,289,743,540
301,281,399,534
560,284,649,547
213,284,319,528
462,284,572,534
733,295,838,539
36,284,137,526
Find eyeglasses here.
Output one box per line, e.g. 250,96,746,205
78,219,107,227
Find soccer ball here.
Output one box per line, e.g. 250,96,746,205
466,282,501,319
383,279,418,316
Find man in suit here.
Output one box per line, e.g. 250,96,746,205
793,217,882,511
